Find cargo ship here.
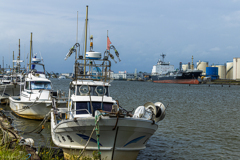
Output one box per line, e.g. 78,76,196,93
151,69,202,84
151,54,175,75
151,56,203,84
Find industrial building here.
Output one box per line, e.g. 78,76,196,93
195,57,240,80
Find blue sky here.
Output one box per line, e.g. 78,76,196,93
1,0,240,73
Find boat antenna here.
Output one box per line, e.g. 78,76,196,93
161,53,166,62
76,11,79,60
84,5,88,75
76,11,78,44
105,30,108,57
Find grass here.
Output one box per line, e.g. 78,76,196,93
0,143,29,159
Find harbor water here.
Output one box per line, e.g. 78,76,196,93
1,79,240,159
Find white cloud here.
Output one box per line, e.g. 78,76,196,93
210,47,220,51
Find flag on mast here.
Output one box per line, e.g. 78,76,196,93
107,37,112,50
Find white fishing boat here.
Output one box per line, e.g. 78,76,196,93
9,56,67,120
51,8,166,159
58,75,66,80
0,72,25,104
9,34,67,120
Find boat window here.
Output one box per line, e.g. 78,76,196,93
25,81,30,90
3,77,11,80
31,64,45,74
76,102,90,114
30,81,52,90
76,102,113,115
76,85,109,96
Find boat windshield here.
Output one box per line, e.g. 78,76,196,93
30,81,52,90
3,77,11,80
76,102,113,115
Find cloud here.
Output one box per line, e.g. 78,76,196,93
222,11,240,27
210,47,220,51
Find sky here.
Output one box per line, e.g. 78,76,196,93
1,0,240,73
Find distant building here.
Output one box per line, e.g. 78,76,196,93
111,71,146,80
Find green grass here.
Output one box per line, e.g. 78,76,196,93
0,144,29,159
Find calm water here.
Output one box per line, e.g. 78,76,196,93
1,79,240,160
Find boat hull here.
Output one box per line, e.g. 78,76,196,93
9,97,52,120
9,96,66,120
152,70,202,84
51,113,158,160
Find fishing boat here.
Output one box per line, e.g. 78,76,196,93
0,74,24,104
51,6,166,160
58,75,66,80
0,71,25,104
0,39,25,104
9,56,67,120
9,33,67,120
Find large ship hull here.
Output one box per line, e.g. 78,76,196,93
152,70,202,84
153,79,200,84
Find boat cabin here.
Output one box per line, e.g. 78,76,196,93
69,81,115,117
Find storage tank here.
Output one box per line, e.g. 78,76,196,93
197,60,208,75
182,64,188,71
206,67,218,80
206,67,218,76
233,58,240,80
212,65,226,79
226,62,233,79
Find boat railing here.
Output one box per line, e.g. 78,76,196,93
74,58,112,82
27,62,46,75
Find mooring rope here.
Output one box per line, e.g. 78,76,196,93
13,89,45,113
77,113,102,159
23,111,51,134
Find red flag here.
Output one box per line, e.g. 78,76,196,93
107,37,112,50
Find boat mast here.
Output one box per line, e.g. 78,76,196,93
18,39,20,72
18,39,20,61
2,57,4,73
84,5,88,75
29,33,32,71
161,53,166,62
13,51,14,72
106,30,108,56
